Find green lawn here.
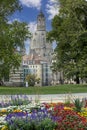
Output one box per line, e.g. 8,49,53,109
0,84,87,95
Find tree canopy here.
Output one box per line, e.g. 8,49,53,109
48,0,87,83
0,0,31,80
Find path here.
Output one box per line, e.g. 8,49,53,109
0,93,87,103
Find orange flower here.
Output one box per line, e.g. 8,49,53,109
64,107,73,110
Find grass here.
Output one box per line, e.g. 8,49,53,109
0,84,87,95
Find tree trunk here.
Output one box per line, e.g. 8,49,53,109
76,75,80,84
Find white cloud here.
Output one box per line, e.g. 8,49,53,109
20,0,42,9
28,21,37,33
46,0,60,20
25,39,30,54
8,18,21,24
52,41,57,49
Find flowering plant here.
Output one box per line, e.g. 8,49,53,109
1,96,87,130
53,107,87,130
5,108,57,130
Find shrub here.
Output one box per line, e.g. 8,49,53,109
74,98,84,112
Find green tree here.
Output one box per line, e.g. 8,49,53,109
0,0,31,80
47,0,87,84
25,74,40,86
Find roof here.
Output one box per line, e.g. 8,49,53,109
22,54,48,65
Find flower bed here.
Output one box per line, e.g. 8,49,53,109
0,96,87,130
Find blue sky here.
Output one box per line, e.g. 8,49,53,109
10,0,59,54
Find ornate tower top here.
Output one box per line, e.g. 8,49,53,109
37,10,46,31
37,10,44,17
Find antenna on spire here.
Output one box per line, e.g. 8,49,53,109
39,5,42,12
39,7,43,14
38,8,44,17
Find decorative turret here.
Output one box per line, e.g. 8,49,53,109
37,10,46,31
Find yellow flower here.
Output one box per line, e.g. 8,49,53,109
1,126,8,130
78,108,87,117
1,109,7,112
13,109,22,112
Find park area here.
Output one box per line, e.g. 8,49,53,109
0,0,87,129
0,84,87,129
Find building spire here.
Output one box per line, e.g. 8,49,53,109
39,6,43,13
37,10,45,31
38,9,44,18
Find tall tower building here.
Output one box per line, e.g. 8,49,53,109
30,10,53,63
